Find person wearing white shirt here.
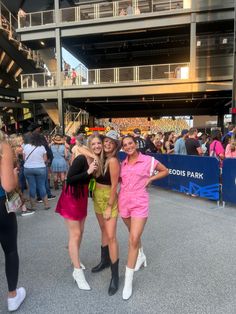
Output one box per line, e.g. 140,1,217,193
23,133,49,210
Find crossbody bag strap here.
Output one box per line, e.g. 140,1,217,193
25,146,37,162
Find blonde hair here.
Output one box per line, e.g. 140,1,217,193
87,134,103,178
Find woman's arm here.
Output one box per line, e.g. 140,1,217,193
103,157,120,220
0,142,18,192
43,153,47,163
165,141,174,154
66,156,97,184
145,161,168,187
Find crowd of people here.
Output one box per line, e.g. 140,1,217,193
0,120,235,311
130,125,236,165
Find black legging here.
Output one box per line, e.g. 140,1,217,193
0,197,19,292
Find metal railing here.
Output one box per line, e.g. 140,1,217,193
18,9,55,29
60,0,186,23
17,0,189,28
20,63,190,89
21,72,57,88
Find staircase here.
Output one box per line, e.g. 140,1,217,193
49,108,89,136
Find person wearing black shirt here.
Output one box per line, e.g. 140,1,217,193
56,147,98,291
185,128,203,156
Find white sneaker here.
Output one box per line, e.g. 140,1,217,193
73,268,91,290
8,287,26,312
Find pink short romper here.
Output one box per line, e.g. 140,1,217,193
118,153,158,218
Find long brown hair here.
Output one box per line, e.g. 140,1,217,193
103,138,120,175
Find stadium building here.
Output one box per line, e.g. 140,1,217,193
0,0,235,132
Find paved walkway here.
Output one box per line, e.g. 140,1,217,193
1,188,236,314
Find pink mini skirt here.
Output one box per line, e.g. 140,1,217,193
55,185,88,221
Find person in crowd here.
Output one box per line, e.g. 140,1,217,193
225,130,236,158
18,8,26,27
55,144,98,291
71,68,77,85
163,131,175,154
23,132,50,210
0,132,26,311
174,129,188,155
91,131,120,296
25,123,55,201
145,134,157,153
133,128,146,153
127,2,134,15
209,129,225,166
185,128,203,156
64,135,72,165
134,6,140,15
118,135,168,300
71,133,87,163
222,124,235,149
9,135,34,216
63,61,70,79
50,134,68,190
119,8,126,16
200,133,210,156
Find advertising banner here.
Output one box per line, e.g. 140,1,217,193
222,158,236,204
150,154,220,201
118,152,220,201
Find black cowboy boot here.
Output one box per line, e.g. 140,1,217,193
91,245,110,273
108,259,119,296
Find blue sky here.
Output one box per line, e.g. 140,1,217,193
62,47,86,69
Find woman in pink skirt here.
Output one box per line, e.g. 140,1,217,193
118,135,168,300
56,146,100,291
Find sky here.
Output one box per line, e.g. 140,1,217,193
62,47,86,70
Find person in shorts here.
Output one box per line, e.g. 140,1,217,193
91,131,120,296
118,135,168,300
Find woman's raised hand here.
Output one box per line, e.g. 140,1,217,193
87,159,98,175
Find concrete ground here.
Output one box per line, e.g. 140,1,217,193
0,187,236,314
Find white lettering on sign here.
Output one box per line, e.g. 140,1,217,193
168,169,204,180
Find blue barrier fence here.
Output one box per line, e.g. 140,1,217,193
118,152,236,205
222,158,236,204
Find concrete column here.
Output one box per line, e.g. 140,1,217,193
58,90,64,134
190,12,196,80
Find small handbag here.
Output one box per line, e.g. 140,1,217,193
5,191,22,213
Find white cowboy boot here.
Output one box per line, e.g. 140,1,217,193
80,262,86,270
122,266,134,300
72,268,91,290
134,247,147,271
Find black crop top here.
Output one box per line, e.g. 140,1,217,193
96,166,111,185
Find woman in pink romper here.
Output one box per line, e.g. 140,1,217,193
118,135,168,300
